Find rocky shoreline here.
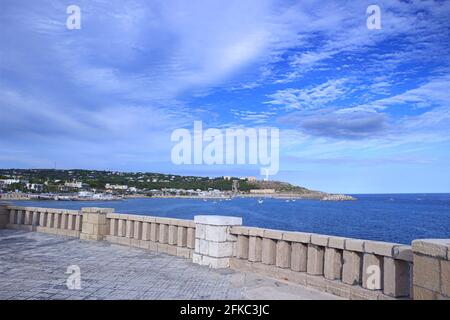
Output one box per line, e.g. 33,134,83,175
321,194,357,201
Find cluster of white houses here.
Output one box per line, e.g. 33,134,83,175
0,179,45,193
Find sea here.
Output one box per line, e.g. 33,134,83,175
10,193,450,245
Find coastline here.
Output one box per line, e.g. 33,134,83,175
2,194,448,244
1,193,356,201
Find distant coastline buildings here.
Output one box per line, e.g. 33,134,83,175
249,188,275,194
223,176,257,182
105,183,129,191
0,179,20,185
64,181,83,189
0,169,356,201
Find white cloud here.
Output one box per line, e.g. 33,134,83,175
231,110,277,124
271,0,450,83
266,78,349,110
1,0,450,186
339,74,450,114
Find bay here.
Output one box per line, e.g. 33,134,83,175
10,193,450,244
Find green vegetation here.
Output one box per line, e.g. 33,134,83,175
0,169,318,194
0,169,247,191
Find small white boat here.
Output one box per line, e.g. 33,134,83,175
258,199,264,204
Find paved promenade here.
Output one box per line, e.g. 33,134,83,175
0,230,340,300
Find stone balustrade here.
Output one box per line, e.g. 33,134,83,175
3,205,82,237
105,212,195,259
0,202,448,300
229,226,413,300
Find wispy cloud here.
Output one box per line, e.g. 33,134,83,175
231,109,277,124
265,78,349,111
1,0,450,192
279,111,388,139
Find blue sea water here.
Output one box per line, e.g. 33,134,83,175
10,193,450,244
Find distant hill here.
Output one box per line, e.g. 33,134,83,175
245,180,355,200
0,168,355,200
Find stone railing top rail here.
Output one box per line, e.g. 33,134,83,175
107,212,195,228
4,205,195,228
194,215,242,226
230,226,413,262
6,205,80,215
412,239,450,260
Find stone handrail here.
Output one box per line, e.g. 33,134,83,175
0,203,448,300
230,226,413,300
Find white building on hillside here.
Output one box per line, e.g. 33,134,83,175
105,184,128,190
64,181,83,189
26,183,44,192
0,179,20,185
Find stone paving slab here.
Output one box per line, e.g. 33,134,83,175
0,230,340,300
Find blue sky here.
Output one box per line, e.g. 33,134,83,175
1,0,450,193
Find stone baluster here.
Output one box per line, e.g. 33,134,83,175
75,214,82,231
177,226,187,247
342,239,364,285
9,209,16,225
324,237,346,280
39,211,47,228
53,213,61,229
117,218,125,237
276,240,291,269
60,213,68,229
32,211,40,227
67,214,74,230
236,235,249,259
16,210,24,225
248,228,264,263
262,238,277,265
159,223,168,244
150,222,159,242
168,224,178,245
307,235,328,275
282,232,310,272
24,210,32,225
0,203,10,228
187,227,195,249
109,218,117,236
46,212,54,228
125,219,134,239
